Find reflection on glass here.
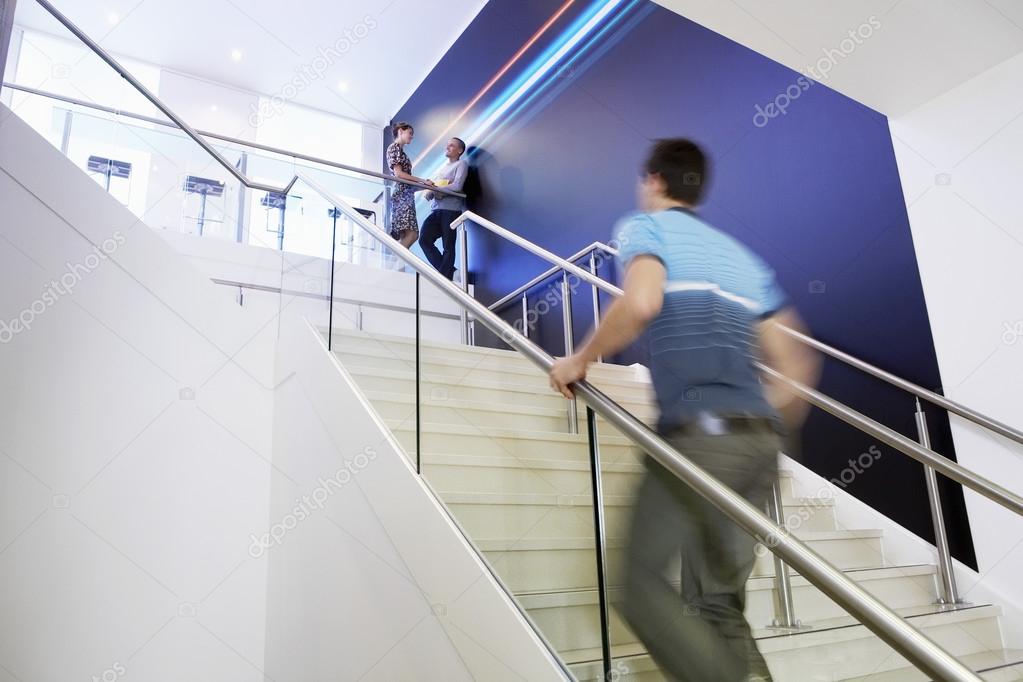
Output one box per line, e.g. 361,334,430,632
26,98,405,270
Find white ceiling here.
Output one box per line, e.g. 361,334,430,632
14,0,488,126
653,0,1023,116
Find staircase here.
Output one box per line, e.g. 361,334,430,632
331,328,1023,681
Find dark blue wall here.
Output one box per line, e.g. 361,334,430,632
395,0,976,568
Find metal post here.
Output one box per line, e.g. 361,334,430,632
521,293,529,340
197,192,208,237
562,272,579,434
585,407,613,682
0,0,17,86
276,201,285,250
59,110,72,155
767,479,805,630
589,250,602,363
328,209,337,351
415,272,422,475
915,399,962,605
235,151,249,245
458,223,470,346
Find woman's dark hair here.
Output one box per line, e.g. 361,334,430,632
392,121,414,139
643,138,709,205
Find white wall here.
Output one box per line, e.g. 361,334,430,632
0,102,278,681
0,99,480,680
889,51,1023,637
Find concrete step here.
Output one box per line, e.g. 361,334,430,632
439,490,837,541
474,530,885,594
329,327,650,378
342,359,657,407
567,605,1005,681
844,648,1023,680
389,421,647,467
420,452,800,505
362,389,659,433
516,565,939,656
346,364,653,413
339,351,647,396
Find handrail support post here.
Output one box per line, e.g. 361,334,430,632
915,399,964,606
562,272,578,434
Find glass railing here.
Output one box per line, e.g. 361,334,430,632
7,92,396,266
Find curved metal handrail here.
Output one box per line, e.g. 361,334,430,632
455,213,1023,516
23,2,987,676
479,223,1023,449
488,240,617,312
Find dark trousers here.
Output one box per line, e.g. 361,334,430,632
418,209,460,279
621,423,780,682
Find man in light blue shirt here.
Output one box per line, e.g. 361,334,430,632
418,138,469,280
550,139,819,681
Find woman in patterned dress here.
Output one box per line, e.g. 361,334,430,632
386,121,433,249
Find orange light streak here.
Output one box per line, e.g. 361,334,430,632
412,0,578,166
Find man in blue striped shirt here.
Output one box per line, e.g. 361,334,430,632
551,139,819,681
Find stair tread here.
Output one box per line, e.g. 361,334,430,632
345,364,656,399
514,564,938,608
388,418,640,446
562,604,1002,666
336,342,651,383
422,451,647,473
476,529,882,552
329,327,650,378
439,490,834,509
362,388,659,418
843,648,1023,681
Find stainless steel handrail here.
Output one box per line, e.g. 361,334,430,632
210,278,462,320
2,82,464,200
488,240,618,312
462,213,1023,511
488,230,1023,449
23,3,987,675
777,324,1023,446
456,215,1023,515
302,174,980,681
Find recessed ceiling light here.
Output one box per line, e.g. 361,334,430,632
231,49,243,62
211,105,219,112
107,12,120,24
338,81,350,92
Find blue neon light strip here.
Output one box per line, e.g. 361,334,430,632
417,0,628,185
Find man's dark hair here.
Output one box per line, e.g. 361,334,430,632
391,121,413,138
644,138,708,205
452,137,467,153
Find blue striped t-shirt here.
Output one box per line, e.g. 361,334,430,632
614,208,787,432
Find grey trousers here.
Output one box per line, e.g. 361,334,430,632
620,424,780,682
